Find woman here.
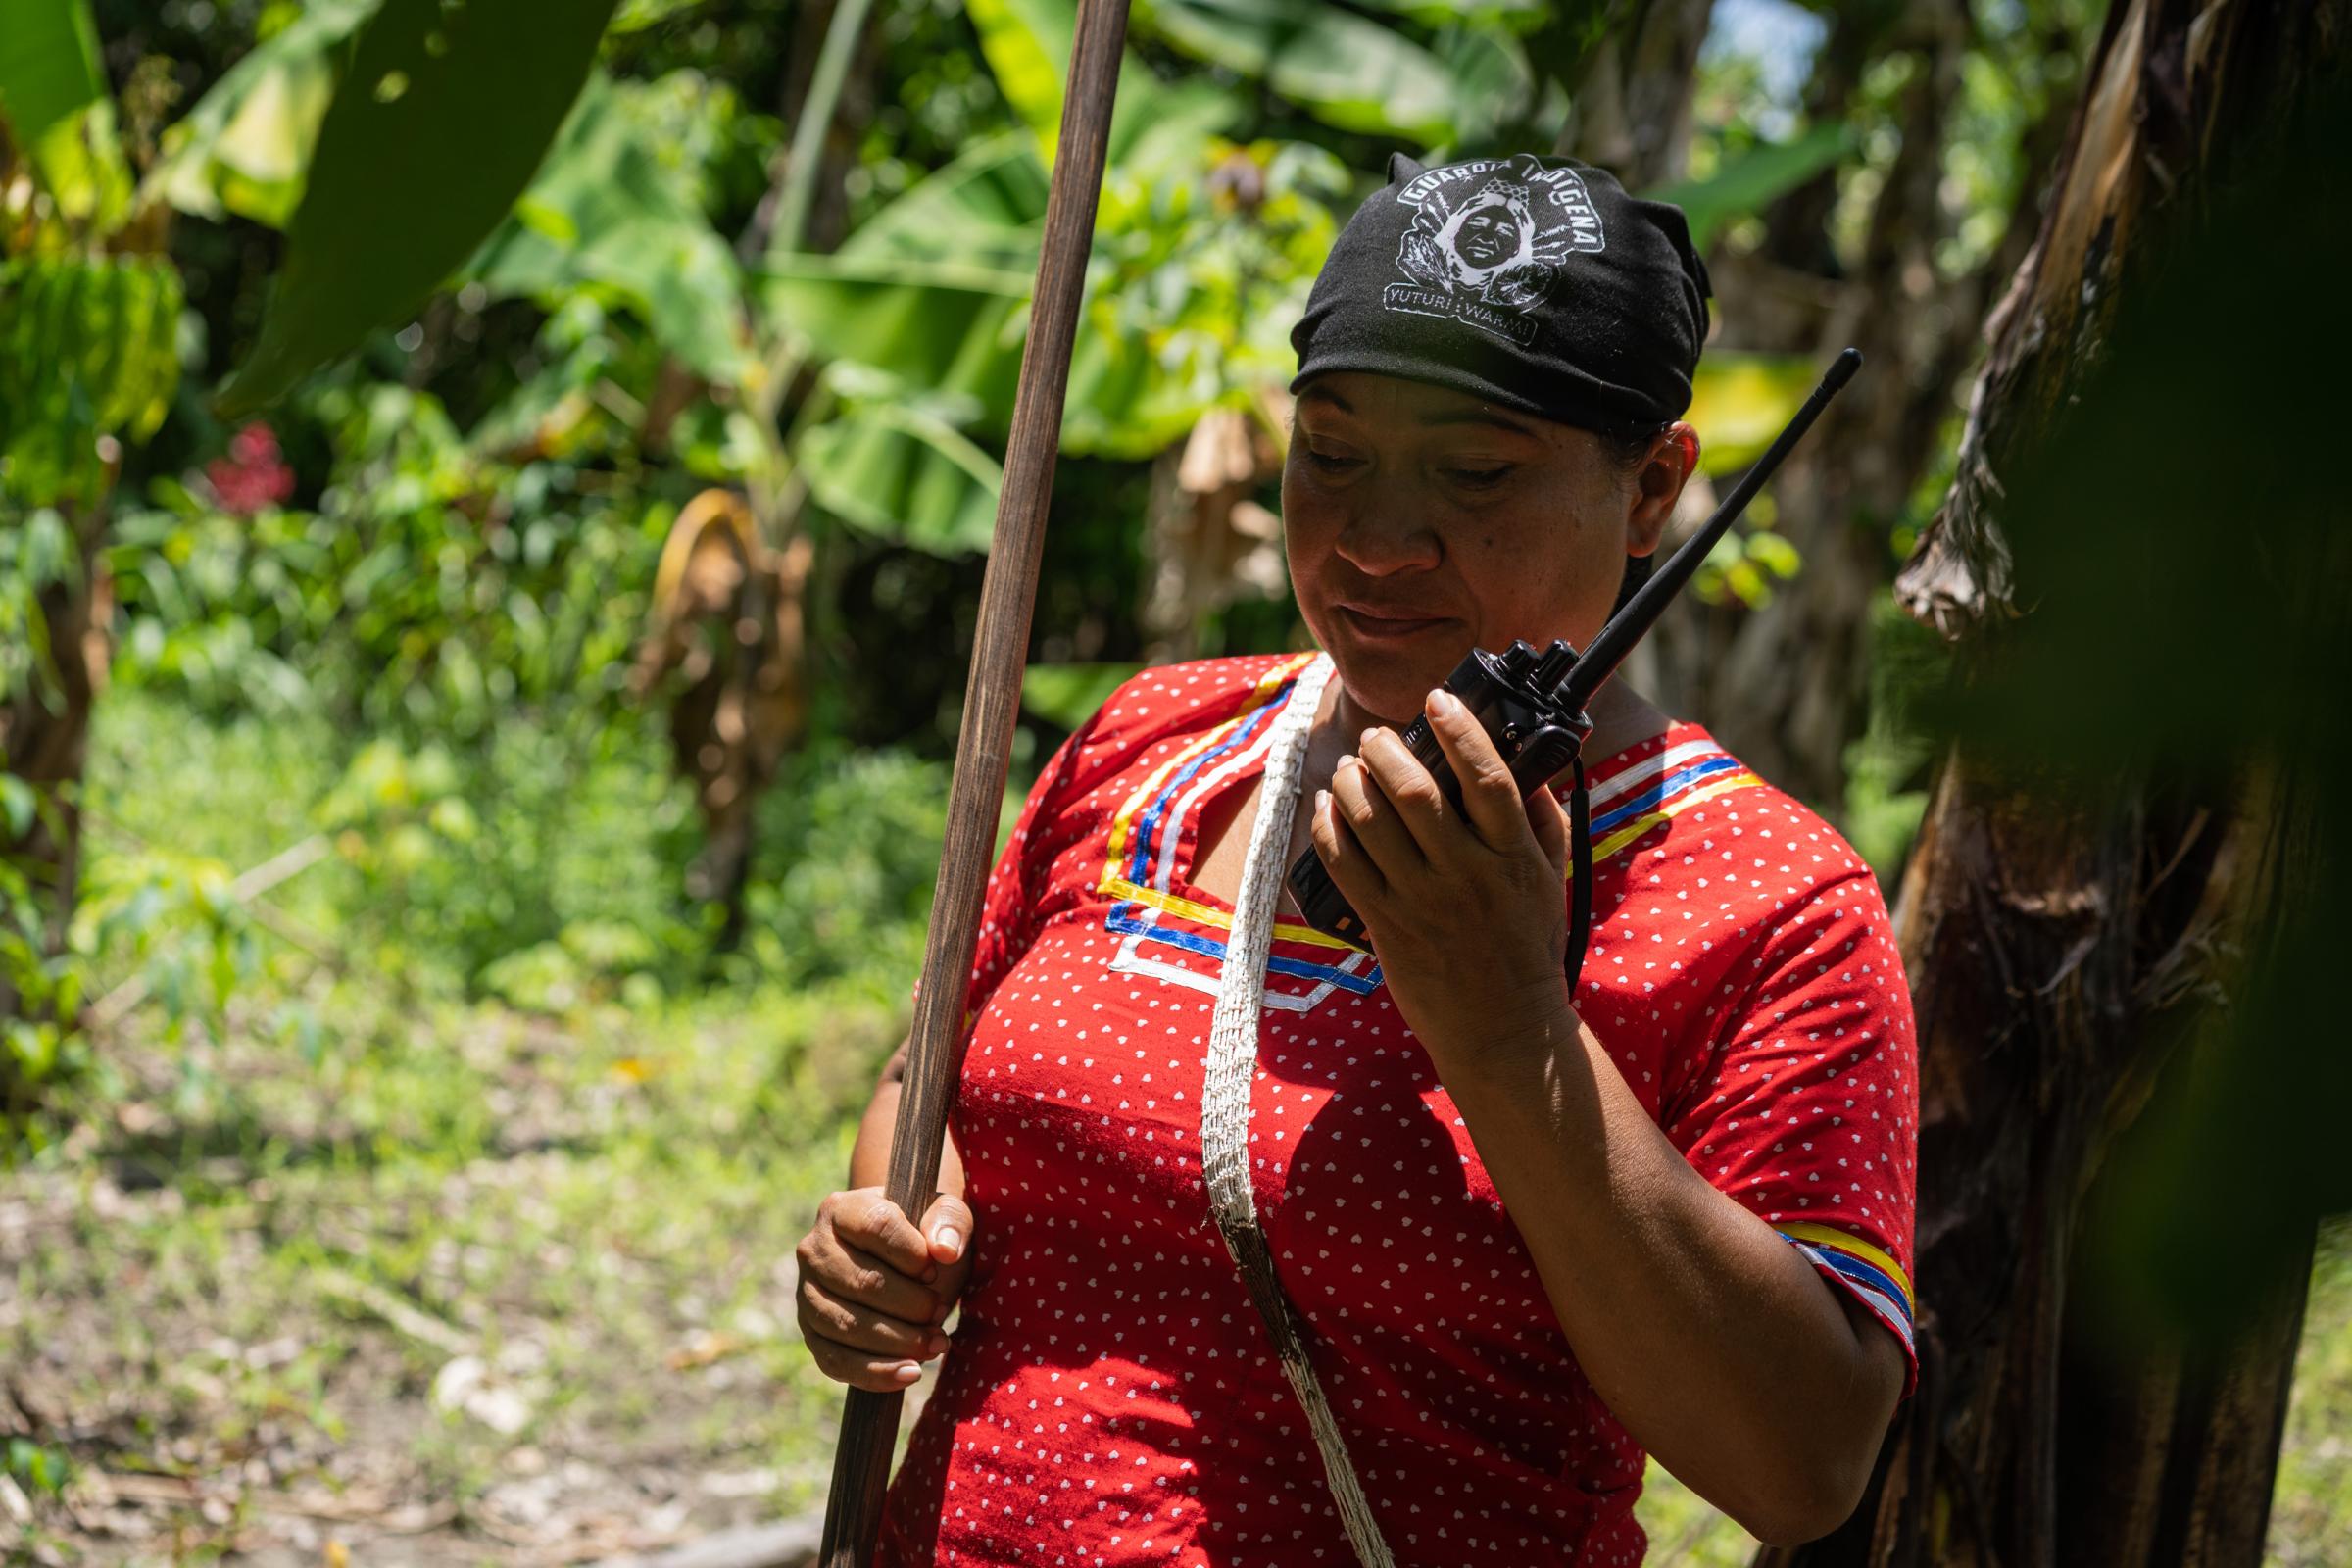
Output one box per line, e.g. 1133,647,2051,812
794,152,1918,1565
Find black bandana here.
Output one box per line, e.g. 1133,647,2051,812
1289,152,1711,434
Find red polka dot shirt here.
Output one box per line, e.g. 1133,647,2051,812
876,652,1919,1566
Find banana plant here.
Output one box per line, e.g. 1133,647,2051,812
1,0,187,1103
0,0,622,1099
753,0,1856,549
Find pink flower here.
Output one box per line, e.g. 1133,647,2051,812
207,421,295,514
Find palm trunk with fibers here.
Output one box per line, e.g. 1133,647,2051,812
814,0,1131,1560
1764,1,2350,1564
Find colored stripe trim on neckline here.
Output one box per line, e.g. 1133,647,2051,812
1101,653,1318,887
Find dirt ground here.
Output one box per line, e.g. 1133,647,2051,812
0,986,909,1567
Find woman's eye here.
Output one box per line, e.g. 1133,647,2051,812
1305,449,1361,475
1445,466,1511,489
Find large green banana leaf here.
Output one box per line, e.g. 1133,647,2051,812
1648,123,1861,251
0,0,104,147
1345,0,1543,25
836,131,1049,270
218,0,622,416
760,254,1033,418
963,0,1239,168
798,392,1005,556
467,74,749,385
963,0,1073,150
1135,0,1464,144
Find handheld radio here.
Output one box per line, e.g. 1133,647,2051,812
1284,348,1863,980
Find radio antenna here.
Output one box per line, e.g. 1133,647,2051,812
1557,347,1861,712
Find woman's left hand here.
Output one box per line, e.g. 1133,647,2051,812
1308,685,1580,1074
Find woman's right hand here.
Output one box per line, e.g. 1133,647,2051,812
794,1187,976,1391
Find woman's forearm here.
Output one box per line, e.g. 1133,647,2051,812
849,1039,967,1197
1437,999,1898,1547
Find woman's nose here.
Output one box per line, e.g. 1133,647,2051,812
1333,504,1442,576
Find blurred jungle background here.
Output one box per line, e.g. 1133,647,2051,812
2,0,2346,1563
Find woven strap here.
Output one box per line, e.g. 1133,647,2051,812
1199,652,1396,1568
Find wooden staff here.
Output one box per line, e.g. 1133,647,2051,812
814,0,1131,1561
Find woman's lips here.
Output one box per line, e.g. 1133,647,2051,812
1336,604,1455,641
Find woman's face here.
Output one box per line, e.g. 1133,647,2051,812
1281,370,1695,725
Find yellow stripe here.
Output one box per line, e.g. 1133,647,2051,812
1102,875,1367,953
1776,1221,1914,1303
1101,652,1317,878
1569,771,1763,878
1102,739,1215,870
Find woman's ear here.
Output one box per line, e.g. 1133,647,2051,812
1626,421,1700,558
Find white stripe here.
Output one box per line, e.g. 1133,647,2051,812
1107,932,1342,1012
1794,1243,1917,1352
1152,704,1286,893
1586,738,1729,810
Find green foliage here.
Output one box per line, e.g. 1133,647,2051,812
799,382,1006,554
220,0,624,415
0,254,183,504
760,250,1029,419
3,1437,74,1498
143,0,379,228
1690,499,1803,610
72,839,265,1042
4,726,274,1136
958,0,1223,167
311,721,705,992
1137,0,1483,145
760,122,1348,547
2271,1222,2352,1563
469,71,751,384
1838,590,1945,884
0,0,105,148
735,744,955,992
1651,122,1859,251
962,0,1072,151
1021,661,1143,730
1071,135,1351,457
1,839,87,1118
0,507,81,711
113,368,665,734
1682,353,1827,477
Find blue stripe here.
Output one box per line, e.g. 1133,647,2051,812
1127,691,1288,883
1266,953,1383,993
1785,1241,1917,1353
1788,1239,1914,1325
1107,906,1384,995
1591,755,1743,835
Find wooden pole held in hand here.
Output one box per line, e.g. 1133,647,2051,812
814,1,1131,1561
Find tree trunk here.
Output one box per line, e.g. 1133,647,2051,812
1766,2,2347,1564
1558,0,1717,190
0,500,112,1096
1647,0,2071,810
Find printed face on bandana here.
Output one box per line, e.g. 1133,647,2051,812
1374,163,1608,343
1447,193,1528,271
